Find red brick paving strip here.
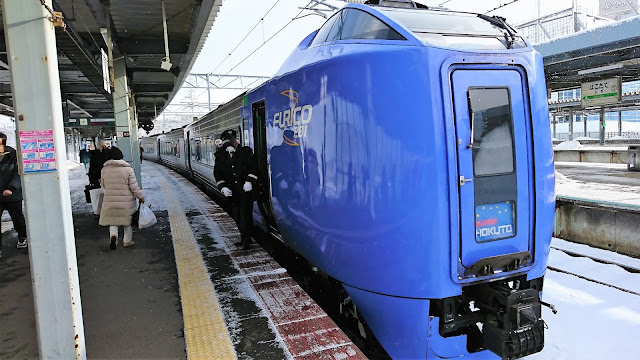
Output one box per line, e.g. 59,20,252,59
168,171,368,360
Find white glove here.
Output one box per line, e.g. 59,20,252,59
226,146,235,154
279,179,288,190
243,181,252,192
221,187,232,197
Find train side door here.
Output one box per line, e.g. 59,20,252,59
252,100,279,232
452,69,534,277
185,131,193,173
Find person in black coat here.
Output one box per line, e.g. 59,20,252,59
0,131,28,254
88,139,108,186
213,129,258,250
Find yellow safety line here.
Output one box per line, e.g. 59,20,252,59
156,175,237,360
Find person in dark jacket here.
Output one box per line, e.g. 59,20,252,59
79,146,92,173
213,129,258,250
0,131,28,255
88,139,108,186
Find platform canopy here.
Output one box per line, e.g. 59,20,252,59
0,0,221,136
535,17,640,91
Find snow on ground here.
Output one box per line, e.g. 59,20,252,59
528,239,640,360
555,166,640,207
554,140,583,150
552,238,640,271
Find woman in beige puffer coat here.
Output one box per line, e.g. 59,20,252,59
99,147,145,250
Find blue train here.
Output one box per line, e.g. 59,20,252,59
142,1,554,358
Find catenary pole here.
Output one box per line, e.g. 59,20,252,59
1,0,86,358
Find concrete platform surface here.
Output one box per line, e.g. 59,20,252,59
0,161,367,360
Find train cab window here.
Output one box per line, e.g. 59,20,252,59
468,88,515,177
378,8,526,49
339,9,405,40
311,11,342,46
311,8,404,45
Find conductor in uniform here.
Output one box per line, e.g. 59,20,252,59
214,129,258,250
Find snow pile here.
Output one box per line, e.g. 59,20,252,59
554,140,583,150
67,160,82,170
554,170,571,184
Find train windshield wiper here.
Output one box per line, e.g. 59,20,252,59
477,14,518,49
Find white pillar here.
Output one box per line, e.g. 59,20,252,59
1,1,86,359
113,58,141,185
568,109,574,141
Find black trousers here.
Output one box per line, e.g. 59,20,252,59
229,192,254,246
0,200,27,246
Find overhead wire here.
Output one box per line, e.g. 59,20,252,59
212,2,315,87
209,0,284,75
484,0,521,14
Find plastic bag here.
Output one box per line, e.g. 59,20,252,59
90,188,104,215
138,203,157,229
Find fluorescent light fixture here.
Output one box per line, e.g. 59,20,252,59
578,63,623,75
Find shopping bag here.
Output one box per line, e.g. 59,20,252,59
131,203,141,227
138,203,157,229
84,185,92,203
90,188,104,215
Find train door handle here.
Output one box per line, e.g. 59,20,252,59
268,164,274,199
459,176,472,186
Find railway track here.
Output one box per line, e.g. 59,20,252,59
548,245,640,297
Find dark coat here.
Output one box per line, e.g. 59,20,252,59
213,145,258,194
88,149,107,185
0,146,23,202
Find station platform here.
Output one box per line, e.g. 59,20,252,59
0,161,367,359
555,161,640,208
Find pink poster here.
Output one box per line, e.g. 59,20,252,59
19,130,56,173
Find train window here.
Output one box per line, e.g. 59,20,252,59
378,8,526,49
339,9,405,41
311,11,342,46
191,138,202,162
325,10,345,42
468,88,515,177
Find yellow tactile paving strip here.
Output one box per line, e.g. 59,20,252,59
156,175,237,360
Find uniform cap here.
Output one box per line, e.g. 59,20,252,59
220,129,237,141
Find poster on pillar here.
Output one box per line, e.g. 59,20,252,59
19,130,56,173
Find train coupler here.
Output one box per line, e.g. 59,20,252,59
479,288,545,360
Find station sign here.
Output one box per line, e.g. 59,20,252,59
599,0,639,20
581,77,622,107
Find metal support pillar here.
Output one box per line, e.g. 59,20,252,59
130,101,141,183
599,108,605,145
568,109,574,141
1,1,86,359
583,113,588,137
113,58,141,185
206,73,212,111
618,110,622,137
552,115,557,139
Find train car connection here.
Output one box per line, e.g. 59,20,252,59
142,1,554,359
